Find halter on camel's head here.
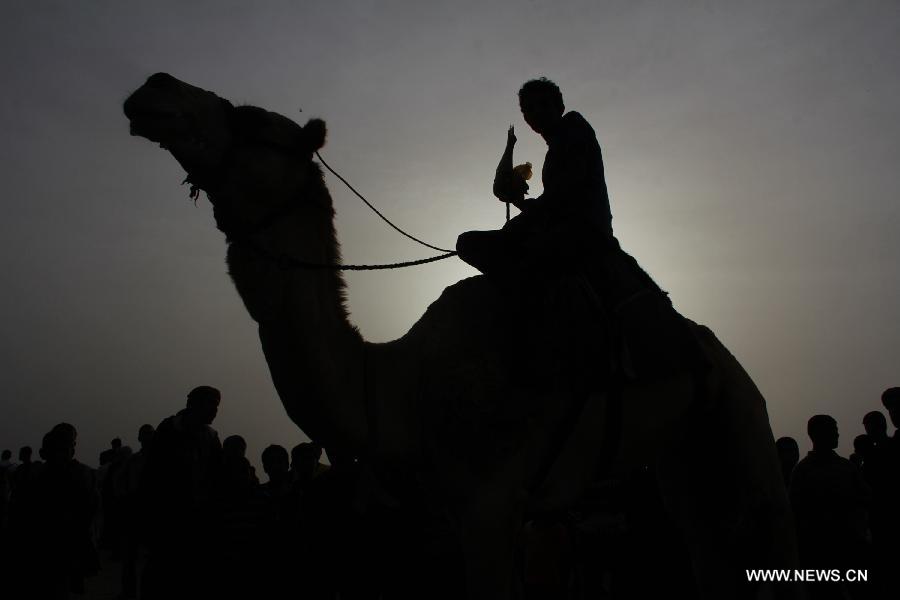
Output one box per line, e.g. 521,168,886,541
123,72,329,240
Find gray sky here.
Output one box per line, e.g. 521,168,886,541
1,0,898,471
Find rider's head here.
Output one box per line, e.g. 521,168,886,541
518,78,564,137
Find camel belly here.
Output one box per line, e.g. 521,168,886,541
527,371,696,514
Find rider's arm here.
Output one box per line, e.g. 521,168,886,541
509,196,533,212
493,126,517,201
533,121,594,211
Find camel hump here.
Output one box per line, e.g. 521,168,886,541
424,276,503,320
406,275,508,347
685,321,733,365
417,275,492,309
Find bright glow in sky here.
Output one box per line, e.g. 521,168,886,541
1,0,898,471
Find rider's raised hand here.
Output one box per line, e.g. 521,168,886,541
507,125,517,146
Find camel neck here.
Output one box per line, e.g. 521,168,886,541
225,204,368,456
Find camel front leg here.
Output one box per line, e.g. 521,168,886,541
458,479,529,600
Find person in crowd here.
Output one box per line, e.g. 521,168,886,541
880,388,900,443
99,437,124,467
260,444,291,508
862,411,889,448
775,436,800,489
872,389,900,595
12,424,99,600
212,433,270,598
117,424,154,599
12,446,36,489
790,415,871,600
0,452,10,536
221,434,258,489
859,412,892,528
7,446,39,533
850,434,872,469
99,437,132,556
0,449,15,471
290,442,329,491
256,444,305,598
140,386,223,600
0,448,16,528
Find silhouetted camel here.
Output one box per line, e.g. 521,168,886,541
123,72,800,600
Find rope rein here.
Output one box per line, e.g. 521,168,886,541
193,150,459,271
315,151,455,254
243,243,457,271
292,150,459,270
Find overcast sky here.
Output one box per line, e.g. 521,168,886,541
1,0,898,471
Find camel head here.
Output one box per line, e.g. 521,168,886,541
124,73,329,238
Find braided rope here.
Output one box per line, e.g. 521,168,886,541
239,238,457,271
191,151,460,270
316,151,454,254
280,251,458,271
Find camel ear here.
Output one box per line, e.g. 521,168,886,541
304,118,327,152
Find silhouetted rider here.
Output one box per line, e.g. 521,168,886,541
458,77,613,276
458,78,695,382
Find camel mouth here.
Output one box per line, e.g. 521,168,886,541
124,74,233,158
124,106,188,144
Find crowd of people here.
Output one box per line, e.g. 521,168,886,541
0,386,356,600
775,387,900,599
1,386,898,599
